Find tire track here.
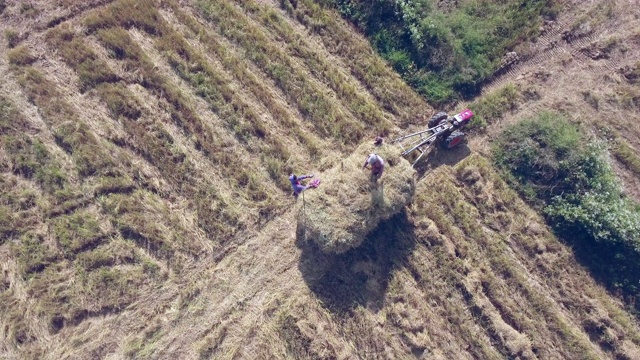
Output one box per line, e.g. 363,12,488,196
483,4,631,95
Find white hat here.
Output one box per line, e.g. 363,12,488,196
367,153,377,165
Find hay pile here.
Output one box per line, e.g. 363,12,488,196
297,142,416,253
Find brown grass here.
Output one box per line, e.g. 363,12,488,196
2,0,640,358
299,142,415,253
167,1,323,157
7,45,37,66
196,0,365,146
47,24,119,91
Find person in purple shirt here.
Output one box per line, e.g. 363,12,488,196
289,173,320,197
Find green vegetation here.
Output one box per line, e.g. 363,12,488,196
466,84,520,130
53,211,105,254
493,113,640,310
326,0,555,104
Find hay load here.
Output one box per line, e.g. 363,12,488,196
298,142,416,254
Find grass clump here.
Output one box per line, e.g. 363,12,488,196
54,122,114,177
194,186,241,241
5,29,22,48
0,205,15,242
612,140,640,178
53,210,105,254
467,83,520,130
94,175,135,196
101,191,185,257
326,0,554,104
12,232,58,276
95,27,144,61
493,112,640,310
76,241,137,271
7,45,37,66
84,0,164,35
95,83,142,120
47,25,119,91
623,62,640,84
2,134,68,193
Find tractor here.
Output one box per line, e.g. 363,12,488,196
391,109,474,166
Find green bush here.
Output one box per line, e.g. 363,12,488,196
493,112,640,308
328,0,553,104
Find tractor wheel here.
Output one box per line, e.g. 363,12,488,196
428,111,448,128
444,130,465,149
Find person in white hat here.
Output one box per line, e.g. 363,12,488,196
362,153,384,181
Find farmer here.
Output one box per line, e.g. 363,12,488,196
289,173,320,197
363,153,384,181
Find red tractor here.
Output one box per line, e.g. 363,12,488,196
392,109,474,166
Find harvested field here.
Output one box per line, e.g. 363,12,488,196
0,0,639,359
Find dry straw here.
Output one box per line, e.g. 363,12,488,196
298,142,415,253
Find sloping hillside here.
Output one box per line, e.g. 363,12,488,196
1,0,639,359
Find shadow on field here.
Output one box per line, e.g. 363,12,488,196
560,232,640,316
296,211,416,314
414,143,471,178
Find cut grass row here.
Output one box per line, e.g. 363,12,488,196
234,0,392,133
196,0,365,146
0,96,152,345
44,19,251,241
83,2,286,208
279,0,427,124
153,24,295,191
411,157,609,358
166,2,323,158
63,28,245,243
8,46,117,181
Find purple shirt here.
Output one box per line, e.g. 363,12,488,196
289,174,312,195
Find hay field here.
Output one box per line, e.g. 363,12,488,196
1,0,639,359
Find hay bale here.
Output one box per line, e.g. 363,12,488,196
298,142,415,253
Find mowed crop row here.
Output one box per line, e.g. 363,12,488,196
230,156,639,359
0,0,430,355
